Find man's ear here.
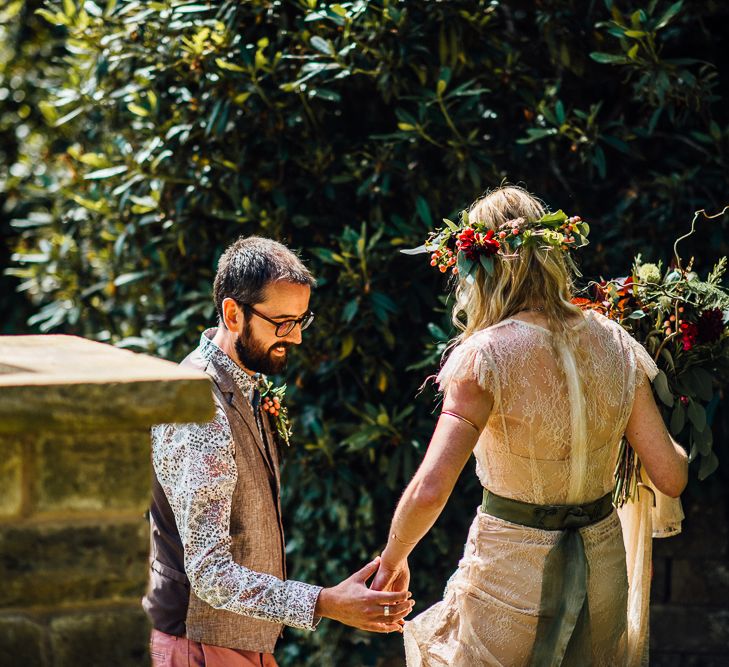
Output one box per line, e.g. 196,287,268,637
221,298,243,332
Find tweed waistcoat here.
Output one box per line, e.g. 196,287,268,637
143,347,287,652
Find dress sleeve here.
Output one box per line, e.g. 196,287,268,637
629,335,659,386
436,334,499,407
603,313,659,388
151,405,321,631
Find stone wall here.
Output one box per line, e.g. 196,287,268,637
650,481,729,666
0,335,213,667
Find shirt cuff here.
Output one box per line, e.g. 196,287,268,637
283,580,323,631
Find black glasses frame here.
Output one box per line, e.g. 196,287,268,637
242,303,315,337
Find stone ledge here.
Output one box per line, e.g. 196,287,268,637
0,335,214,433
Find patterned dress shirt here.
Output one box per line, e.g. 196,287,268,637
151,330,322,631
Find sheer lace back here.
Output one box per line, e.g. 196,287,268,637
437,310,658,505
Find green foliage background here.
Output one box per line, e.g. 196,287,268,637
2,0,729,665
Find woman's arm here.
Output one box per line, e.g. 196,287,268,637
625,376,689,498
371,378,493,591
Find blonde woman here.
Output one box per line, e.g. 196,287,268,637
372,186,688,666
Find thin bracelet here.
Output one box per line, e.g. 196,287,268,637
390,531,418,546
441,410,480,432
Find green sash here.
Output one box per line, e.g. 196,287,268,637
481,490,613,667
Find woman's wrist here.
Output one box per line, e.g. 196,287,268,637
380,544,406,569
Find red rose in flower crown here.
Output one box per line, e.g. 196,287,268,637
455,227,478,260
456,228,500,260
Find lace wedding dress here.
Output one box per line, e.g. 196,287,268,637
404,310,683,667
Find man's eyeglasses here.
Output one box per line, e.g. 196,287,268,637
242,304,315,337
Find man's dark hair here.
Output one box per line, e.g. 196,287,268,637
213,236,316,322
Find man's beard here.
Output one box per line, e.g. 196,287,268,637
234,325,289,375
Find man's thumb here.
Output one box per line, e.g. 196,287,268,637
355,556,381,583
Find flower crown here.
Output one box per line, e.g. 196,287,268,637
402,209,590,281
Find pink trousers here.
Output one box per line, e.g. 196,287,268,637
150,629,279,667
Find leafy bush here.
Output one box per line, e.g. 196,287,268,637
0,0,65,332
6,1,729,664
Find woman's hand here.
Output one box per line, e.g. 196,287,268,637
314,557,414,633
371,557,410,595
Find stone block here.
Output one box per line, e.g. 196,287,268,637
0,521,148,607
0,614,47,666
0,438,23,517
682,656,729,667
651,605,729,653
653,491,728,559
0,335,214,435
646,654,681,667
670,559,729,605
652,655,729,667
50,607,149,667
651,556,670,604
33,432,150,513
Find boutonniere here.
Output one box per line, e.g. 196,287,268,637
259,379,292,446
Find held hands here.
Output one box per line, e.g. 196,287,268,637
314,557,414,633
370,557,410,597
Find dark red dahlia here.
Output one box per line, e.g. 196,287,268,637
697,308,724,344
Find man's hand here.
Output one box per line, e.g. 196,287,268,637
315,557,414,633
370,557,410,595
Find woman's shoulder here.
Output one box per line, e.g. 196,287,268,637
585,309,634,343
585,308,617,329
583,310,657,375
458,318,541,356
463,319,521,344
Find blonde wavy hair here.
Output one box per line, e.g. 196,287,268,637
451,185,584,346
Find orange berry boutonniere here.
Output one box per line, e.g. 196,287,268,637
259,379,292,447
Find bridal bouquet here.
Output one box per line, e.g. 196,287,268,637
574,209,729,505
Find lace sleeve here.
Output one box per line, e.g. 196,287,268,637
593,312,659,386
631,337,659,385
436,334,499,407
618,328,659,387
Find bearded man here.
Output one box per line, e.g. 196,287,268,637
143,236,412,667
